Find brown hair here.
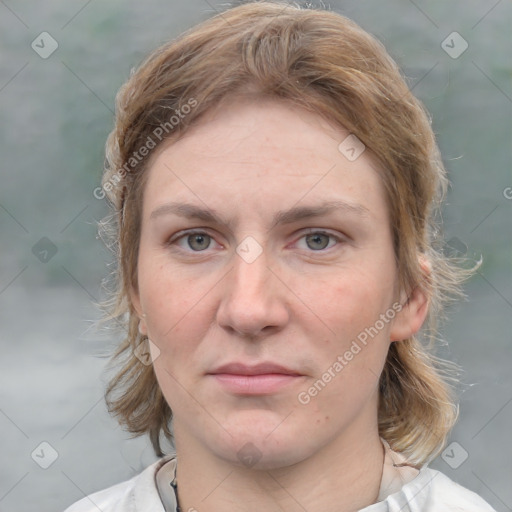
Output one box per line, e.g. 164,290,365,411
100,0,478,465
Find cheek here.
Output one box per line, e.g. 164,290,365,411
301,273,393,410
308,268,395,334
300,265,396,387
137,258,208,359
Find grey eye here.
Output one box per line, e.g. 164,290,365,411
305,233,330,250
187,233,211,251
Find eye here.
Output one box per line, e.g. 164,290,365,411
170,230,220,252
168,229,344,254
296,231,341,251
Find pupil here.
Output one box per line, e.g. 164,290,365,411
307,233,328,250
189,234,209,251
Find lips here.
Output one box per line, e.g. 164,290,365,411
208,362,302,376
207,362,303,395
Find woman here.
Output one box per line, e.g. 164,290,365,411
65,1,495,510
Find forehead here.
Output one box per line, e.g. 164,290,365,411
142,97,389,224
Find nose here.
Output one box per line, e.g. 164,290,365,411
216,244,289,339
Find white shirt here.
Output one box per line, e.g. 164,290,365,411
64,440,496,511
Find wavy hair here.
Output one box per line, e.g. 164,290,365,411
100,0,478,465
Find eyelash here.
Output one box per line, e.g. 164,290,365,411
167,229,345,254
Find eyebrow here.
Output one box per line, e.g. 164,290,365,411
149,200,370,231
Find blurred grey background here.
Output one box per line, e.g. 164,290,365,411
0,1,510,511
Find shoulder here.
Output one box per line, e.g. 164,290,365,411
409,467,497,512
376,440,496,512
62,456,174,512
62,477,135,512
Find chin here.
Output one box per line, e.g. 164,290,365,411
215,441,311,470
208,418,315,470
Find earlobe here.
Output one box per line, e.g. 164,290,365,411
138,317,148,336
131,285,148,336
389,256,431,342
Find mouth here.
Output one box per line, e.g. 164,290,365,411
207,362,304,395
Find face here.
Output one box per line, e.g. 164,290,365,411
132,97,426,469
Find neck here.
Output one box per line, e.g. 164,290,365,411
173,423,385,512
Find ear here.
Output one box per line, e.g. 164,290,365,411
130,285,148,336
389,256,430,342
